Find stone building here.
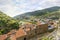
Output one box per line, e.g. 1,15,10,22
16,23,48,40
0,21,48,40
36,24,48,34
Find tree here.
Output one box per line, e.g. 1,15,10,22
0,11,19,35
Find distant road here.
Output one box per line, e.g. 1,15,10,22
46,26,60,40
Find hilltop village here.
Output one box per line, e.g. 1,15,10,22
0,6,60,40
0,19,58,40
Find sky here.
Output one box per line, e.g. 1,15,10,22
0,0,60,17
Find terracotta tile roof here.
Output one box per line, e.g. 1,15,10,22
0,34,7,40
7,30,16,35
0,29,27,40
21,24,36,31
10,35,16,40
0,23,42,40
16,29,27,38
6,29,27,40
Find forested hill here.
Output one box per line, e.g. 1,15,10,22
0,11,19,35
14,6,60,20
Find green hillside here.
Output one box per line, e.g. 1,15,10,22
0,11,19,35
14,6,60,20
0,6,60,35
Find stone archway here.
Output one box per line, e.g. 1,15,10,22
24,37,26,40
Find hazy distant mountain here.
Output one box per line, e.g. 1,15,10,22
14,6,60,20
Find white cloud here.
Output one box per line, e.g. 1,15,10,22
0,0,60,17
0,4,22,17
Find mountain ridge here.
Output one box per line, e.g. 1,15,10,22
14,6,60,20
